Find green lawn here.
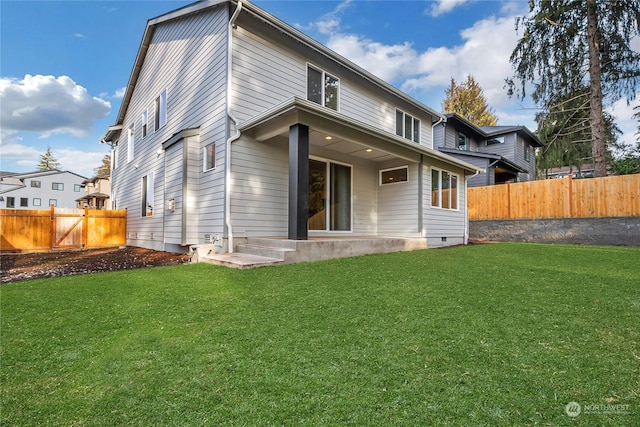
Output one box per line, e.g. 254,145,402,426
1,243,638,426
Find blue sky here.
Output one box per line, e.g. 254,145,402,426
2,0,638,178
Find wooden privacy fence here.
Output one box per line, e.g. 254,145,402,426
468,174,640,220
0,206,127,253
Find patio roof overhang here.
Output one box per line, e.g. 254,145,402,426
238,97,483,175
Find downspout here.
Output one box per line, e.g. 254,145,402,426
464,169,482,244
225,0,243,253
431,115,445,148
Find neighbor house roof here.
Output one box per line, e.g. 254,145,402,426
438,147,528,174
445,113,543,147
102,0,445,143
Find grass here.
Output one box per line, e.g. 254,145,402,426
1,243,639,426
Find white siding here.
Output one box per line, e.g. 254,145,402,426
112,6,228,251
164,142,184,244
0,171,86,210
377,160,420,237
423,159,467,247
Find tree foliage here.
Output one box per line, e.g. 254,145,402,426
94,154,111,176
443,75,498,127
37,147,60,171
535,88,620,176
508,0,640,177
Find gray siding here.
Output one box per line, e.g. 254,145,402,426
111,6,228,251
0,171,86,210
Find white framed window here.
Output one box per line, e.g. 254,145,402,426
52,182,64,191
74,184,82,192
128,126,135,163
49,199,57,207
33,198,41,207
204,143,215,171
457,132,468,151
307,65,339,111
395,110,420,143
142,172,155,217
31,180,41,188
379,166,408,185
431,168,458,210
154,90,167,131
141,110,148,138
112,148,118,170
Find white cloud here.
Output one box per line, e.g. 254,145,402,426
55,148,110,178
327,34,418,82
113,87,126,98
402,15,521,108
608,92,640,154
0,74,111,138
428,0,471,17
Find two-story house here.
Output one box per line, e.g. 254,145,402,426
0,170,87,210
76,173,111,209
100,0,482,260
434,114,543,187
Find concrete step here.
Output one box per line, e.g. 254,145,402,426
235,243,295,261
198,252,283,269
244,238,299,250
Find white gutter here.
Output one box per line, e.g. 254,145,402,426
225,0,243,253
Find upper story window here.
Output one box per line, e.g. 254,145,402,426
486,136,505,145
31,180,41,188
395,110,420,143
524,141,530,161
20,197,28,207
74,184,82,192
457,132,468,151
128,126,135,163
6,197,15,208
112,148,118,170
141,110,148,138
52,182,64,191
154,90,167,131
307,65,339,111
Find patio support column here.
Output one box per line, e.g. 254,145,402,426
288,123,309,240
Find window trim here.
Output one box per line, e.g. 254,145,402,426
154,90,167,131
204,143,216,172
457,132,468,151
127,125,135,163
379,166,409,186
141,172,155,217
141,110,148,138
6,197,15,208
20,197,28,207
31,180,41,188
306,64,340,111
431,167,459,211
395,109,420,143
33,198,41,207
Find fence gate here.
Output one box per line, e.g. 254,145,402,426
52,208,85,250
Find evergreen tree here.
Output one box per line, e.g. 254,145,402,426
443,75,498,127
508,0,640,177
38,147,60,171
94,154,111,176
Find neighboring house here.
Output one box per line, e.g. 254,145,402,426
76,173,111,209
0,170,87,209
100,0,482,256
434,114,543,187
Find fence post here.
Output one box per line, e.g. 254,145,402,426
49,205,55,250
507,182,512,219
568,174,573,218
82,206,89,248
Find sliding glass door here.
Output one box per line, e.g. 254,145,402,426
308,158,351,231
